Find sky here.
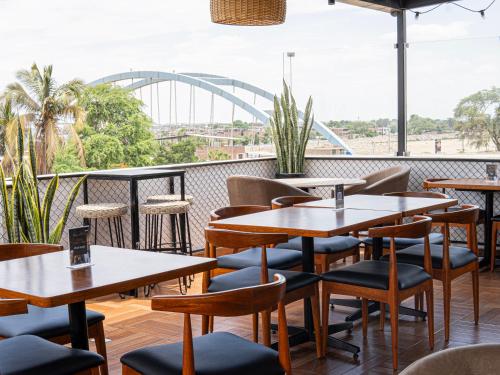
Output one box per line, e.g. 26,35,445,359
0,0,498,124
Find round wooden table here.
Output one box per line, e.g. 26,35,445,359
277,177,365,189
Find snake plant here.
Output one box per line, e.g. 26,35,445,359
0,119,86,244
270,81,314,175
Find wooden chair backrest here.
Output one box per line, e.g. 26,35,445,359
271,195,322,209
0,243,63,262
0,299,28,317
153,273,286,316
383,191,449,199
210,205,270,221
426,204,479,225
205,228,288,250
152,274,291,375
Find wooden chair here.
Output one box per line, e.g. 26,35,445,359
0,243,108,375
271,196,361,273
209,205,303,275
121,274,292,375
204,228,323,358
381,205,480,342
322,216,435,370
0,299,103,375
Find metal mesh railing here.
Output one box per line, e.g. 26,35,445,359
1,156,496,250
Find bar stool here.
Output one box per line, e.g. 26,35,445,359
146,194,194,255
140,201,193,295
76,203,127,247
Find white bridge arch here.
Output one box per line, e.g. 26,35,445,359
90,71,352,154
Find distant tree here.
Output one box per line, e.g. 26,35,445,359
79,85,158,167
155,139,199,165
454,87,500,151
208,149,230,161
2,63,85,173
84,134,124,170
233,120,250,130
53,143,87,173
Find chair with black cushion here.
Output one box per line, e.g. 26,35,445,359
204,228,323,358
380,205,480,342
322,216,435,371
121,274,291,375
0,244,108,375
271,196,361,273
0,299,104,375
362,191,446,259
209,205,303,275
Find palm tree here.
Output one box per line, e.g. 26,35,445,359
2,63,85,174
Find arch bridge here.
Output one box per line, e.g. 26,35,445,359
89,71,352,154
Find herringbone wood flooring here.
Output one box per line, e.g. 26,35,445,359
87,262,500,374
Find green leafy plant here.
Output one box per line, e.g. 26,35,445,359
270,81,314,174
0,120,87,244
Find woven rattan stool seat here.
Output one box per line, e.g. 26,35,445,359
140,201,191,215
146,194,194,204
76,203,128,219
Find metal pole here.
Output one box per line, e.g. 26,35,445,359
396,10,408,156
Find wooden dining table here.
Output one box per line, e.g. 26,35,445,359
425,178,500,268
211,206,402,357
0,246,216,350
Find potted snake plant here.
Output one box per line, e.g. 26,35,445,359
0,119,86,244
270,81,314,178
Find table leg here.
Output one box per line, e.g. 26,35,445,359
482,191,494,268
130,180,139,250
301,237,359,357
68,301,89,350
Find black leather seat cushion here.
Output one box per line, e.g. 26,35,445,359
380,244,477,270
0,305,104,338
208,266,319,293
121,331,284,375
276,236,361,254
0,334,104,375
322,260,431,290
217,247,302,270
363,232,443,250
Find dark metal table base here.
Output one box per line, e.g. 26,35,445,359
270,322,360,358
330,299,427,322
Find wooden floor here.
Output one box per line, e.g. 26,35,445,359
87,264,500,374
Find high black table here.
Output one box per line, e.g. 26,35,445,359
83,168,186,251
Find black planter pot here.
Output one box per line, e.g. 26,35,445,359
275,172,305,179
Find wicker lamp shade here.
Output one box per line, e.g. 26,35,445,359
210,0,286,26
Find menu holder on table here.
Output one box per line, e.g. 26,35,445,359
486,164,498,181
333,184,345,209
68,226,93,269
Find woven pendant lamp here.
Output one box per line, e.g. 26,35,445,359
210,0,286,26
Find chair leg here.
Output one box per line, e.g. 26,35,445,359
321,289,331,355
208,316,214,333
472,268,479,325
361,298,368,338
491,225,498,272
363,245,371,260
389,300,399,371
91,321,108,375
310,284,323,358
379,302,385,331
252,313,259,343
201,315,209,335
261,310,272,347
322,257,329,273
414,293,420,310
425,289,435,350
443,280,452,342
